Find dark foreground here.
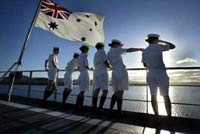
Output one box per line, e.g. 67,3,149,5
0,95,199,134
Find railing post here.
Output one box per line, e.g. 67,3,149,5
27,71,32,98
146,69,148,114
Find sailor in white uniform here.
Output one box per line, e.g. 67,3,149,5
92,42,111,112
107,39,143,114
76,45,93,109
42,47,59,106
62,53,79,106
142,34,175,116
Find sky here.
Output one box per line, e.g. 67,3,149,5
0,0,200,72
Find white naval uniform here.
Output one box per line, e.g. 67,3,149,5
47,53,59,81
93,49,109,90
107,47,128,91
64,58,78,89
142,44,170,96
78,53,90,91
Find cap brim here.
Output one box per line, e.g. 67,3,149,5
108,43,113,47
109,43,123,47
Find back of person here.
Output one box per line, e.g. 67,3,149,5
65,58,78,74
78,53,88,72
107,47,126,70
94,49,107,71
107,39,143,114
143,44,169,70
142,33,175,116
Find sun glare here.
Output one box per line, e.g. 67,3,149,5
163,52,172,67
148,90,168,116
157,90,167,116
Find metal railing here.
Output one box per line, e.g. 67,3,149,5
0,67,200,117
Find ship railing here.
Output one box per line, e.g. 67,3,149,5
0,67,200,118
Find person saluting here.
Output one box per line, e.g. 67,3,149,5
142,34,175,116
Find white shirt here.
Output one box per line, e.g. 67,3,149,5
65,58,78,74
94,49,107,70
78,52,89,71
48,53,59,70
107,47,127,70
142,44,170,69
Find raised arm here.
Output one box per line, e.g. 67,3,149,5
159,40,176,49
127,48,144,52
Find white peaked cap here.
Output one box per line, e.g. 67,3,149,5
111,39,122,44
147,34,160,38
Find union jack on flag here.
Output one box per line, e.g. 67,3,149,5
41,0,72,20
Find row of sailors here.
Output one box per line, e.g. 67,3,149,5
42,34,175,116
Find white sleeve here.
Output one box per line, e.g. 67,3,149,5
118,48,127,54
159,44,170,51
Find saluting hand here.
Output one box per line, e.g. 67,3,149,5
159,40,168,43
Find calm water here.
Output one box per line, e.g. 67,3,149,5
0,84,199,119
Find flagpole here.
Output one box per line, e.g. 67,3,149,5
7,0,43,101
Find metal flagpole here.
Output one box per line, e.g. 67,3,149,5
7,0,43,101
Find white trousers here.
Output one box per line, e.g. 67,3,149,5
48,69,57,81
93,69,108,90
64,72,72,89
147,69,169,96
78,71,90,91
112,68,128,91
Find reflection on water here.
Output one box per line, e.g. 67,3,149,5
0,84,200,119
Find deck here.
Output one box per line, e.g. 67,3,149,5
0,95,199,134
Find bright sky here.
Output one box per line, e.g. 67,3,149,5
0,0,200,71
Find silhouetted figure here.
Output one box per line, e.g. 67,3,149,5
76,45,93,110
41,47,59,107
107,39,143,114
142,34,175,116
92,42,111,112
62,53,79,107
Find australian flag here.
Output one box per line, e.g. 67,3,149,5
35,0,105,47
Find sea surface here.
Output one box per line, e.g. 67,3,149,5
0,84,199,119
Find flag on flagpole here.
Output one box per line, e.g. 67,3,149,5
34,0,105,47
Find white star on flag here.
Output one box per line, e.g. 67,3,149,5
34,0,105,47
